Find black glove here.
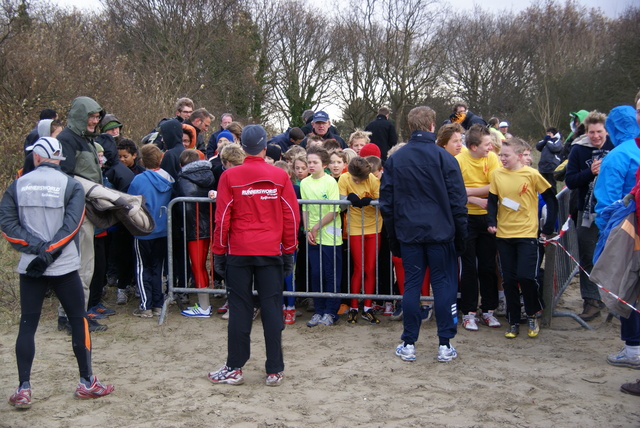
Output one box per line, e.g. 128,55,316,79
454,237,466,257
214,254,227,276
282,253,295,277
346,193,362,208
26,252,55,278
360,197,373,207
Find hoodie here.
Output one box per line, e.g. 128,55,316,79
59,97,105,183
159,119,185,181
594,105,640,229
174,160,215,241
128,168,174,240
536,132,563,173
96,133,134,192
565,134,613,212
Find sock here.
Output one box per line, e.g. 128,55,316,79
439,337,450,347
198,293,211,310
626,345,640,355
286,306,295,310
80,376,93,387
498,290,505,300
364,306,371,313
404,341,414,347
625,341,640,347
19,381,31,390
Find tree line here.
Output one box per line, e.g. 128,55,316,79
0,0,638,187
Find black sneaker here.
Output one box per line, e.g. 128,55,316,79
361,309,381,324
347,309,358,324
87,318,108,332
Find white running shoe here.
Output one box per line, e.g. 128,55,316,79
437,344,458,362
181,303,212,318
481,311,501,328
462,313,478,331
306,313,322,327
395,343,416,362
116,289,127,305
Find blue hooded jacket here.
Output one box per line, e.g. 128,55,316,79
128,169,174,240
594,105,640,229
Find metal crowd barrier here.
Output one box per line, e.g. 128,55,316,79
541,187,587,329
159,197,431,324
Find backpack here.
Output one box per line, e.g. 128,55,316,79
140,118,171,151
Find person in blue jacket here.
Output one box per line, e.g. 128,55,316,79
379,106,468,364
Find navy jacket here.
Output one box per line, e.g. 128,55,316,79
379,130,467,245
364,115,398,160
565,135,614,212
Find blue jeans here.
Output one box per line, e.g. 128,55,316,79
400,242,458,344
308,244,342,318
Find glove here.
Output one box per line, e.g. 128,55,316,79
282,253,295,277
346,193,362,208
360,197,373,207
214,254,227,276
623,193,634,207
26,252,55,278
454,237,466,257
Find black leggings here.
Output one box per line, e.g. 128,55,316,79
17,272,92,383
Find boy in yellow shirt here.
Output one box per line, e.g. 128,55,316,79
487,138,557,338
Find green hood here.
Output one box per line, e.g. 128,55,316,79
570,109,589,125
67,96,104,138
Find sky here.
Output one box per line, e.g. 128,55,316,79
56,0,636,17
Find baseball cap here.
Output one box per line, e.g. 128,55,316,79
26,137,66,160
499,121,509,127
312,111,330,123
241,125,268,155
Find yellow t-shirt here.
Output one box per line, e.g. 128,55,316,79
456,150,500,215
489,166,551,239
338,172,381,235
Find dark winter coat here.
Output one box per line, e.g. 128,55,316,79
159,119,185,181
364,115,398,160
174,160,215,241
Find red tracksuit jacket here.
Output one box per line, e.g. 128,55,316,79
213,155,299,256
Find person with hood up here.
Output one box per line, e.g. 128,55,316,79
128,144,175,318
159,118,186,181
536,127,563,194
21,119,63,176
593,103,640,376
175,150,216,318
565,110,614,322
58,96,108,333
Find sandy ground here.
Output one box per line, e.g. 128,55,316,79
0,281,639,428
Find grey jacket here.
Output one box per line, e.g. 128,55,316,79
0,163,85,276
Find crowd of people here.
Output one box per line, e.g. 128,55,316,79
2,92,640,408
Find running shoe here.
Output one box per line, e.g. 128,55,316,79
265,372,284,387
437,344,458,362
181,303,211,318
92,302,116,316
383,302,394,316
462,313,478,331
481,311,501,328
390,303,403,321
527,316,539,338
116,289,128,305
505,324,519,339
495,299,506,316
306,313,322,327
284,309,296,325
133,308,153,318
607,346,640,369
318,314,336,326
347,309,358,324
395,343,416,362
74,376,114,399
208,365,244,385
221,310,229,320
338,304,350,315
371,303,384,314
86,308,108,320
87,318,108,332
217,301,229,314
152,308,162,317
253,307,260,321
361,309,381,324
8,387,31,409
